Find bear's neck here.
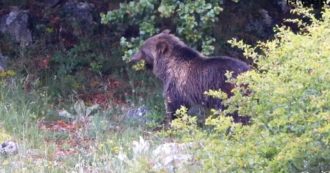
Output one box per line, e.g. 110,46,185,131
172,46,203,61
153,50,202,83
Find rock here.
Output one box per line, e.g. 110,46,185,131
121,137,199,172
0,53,7,71
258,9,273,27
152,142,197,172
245,9,273,38
63,0,95,25
125,106,151,124
0,9,32,47
57,0,96,47
45,0,62,8
276,0,290,13
0,141,18,155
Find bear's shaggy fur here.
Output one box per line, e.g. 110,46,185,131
132,30,250,124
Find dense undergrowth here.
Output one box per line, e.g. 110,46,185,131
166,8,330,172
0,5,329,173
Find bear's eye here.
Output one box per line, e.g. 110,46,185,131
141,49,154,64
141,50,146,56
140,50,146,59
142,49,151,59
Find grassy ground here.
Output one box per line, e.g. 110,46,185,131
0,75,167,172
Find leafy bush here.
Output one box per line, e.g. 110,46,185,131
51,41,106,76
0,70,16,78
101,0,233,62
166,8,330,172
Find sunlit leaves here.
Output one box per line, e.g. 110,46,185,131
102,0,225,64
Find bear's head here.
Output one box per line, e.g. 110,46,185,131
131,30,186,69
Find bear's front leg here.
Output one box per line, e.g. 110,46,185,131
163,81,189,127
164,97,179,127
164,93,189,127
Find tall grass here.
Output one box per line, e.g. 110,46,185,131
0,78,163,172
0,79,46,146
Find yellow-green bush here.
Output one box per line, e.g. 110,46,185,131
0,128,11,142
0,70,16,78
169,8,330,172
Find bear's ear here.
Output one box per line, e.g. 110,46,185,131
156,41,169,55
161,29,170,34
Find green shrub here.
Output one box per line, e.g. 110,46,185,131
166,8,330,172
101,0,235,63
51,41,105,76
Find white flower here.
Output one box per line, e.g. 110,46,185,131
117,151,128,162
132,136,150,156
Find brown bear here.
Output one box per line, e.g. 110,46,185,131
131,30,250,125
